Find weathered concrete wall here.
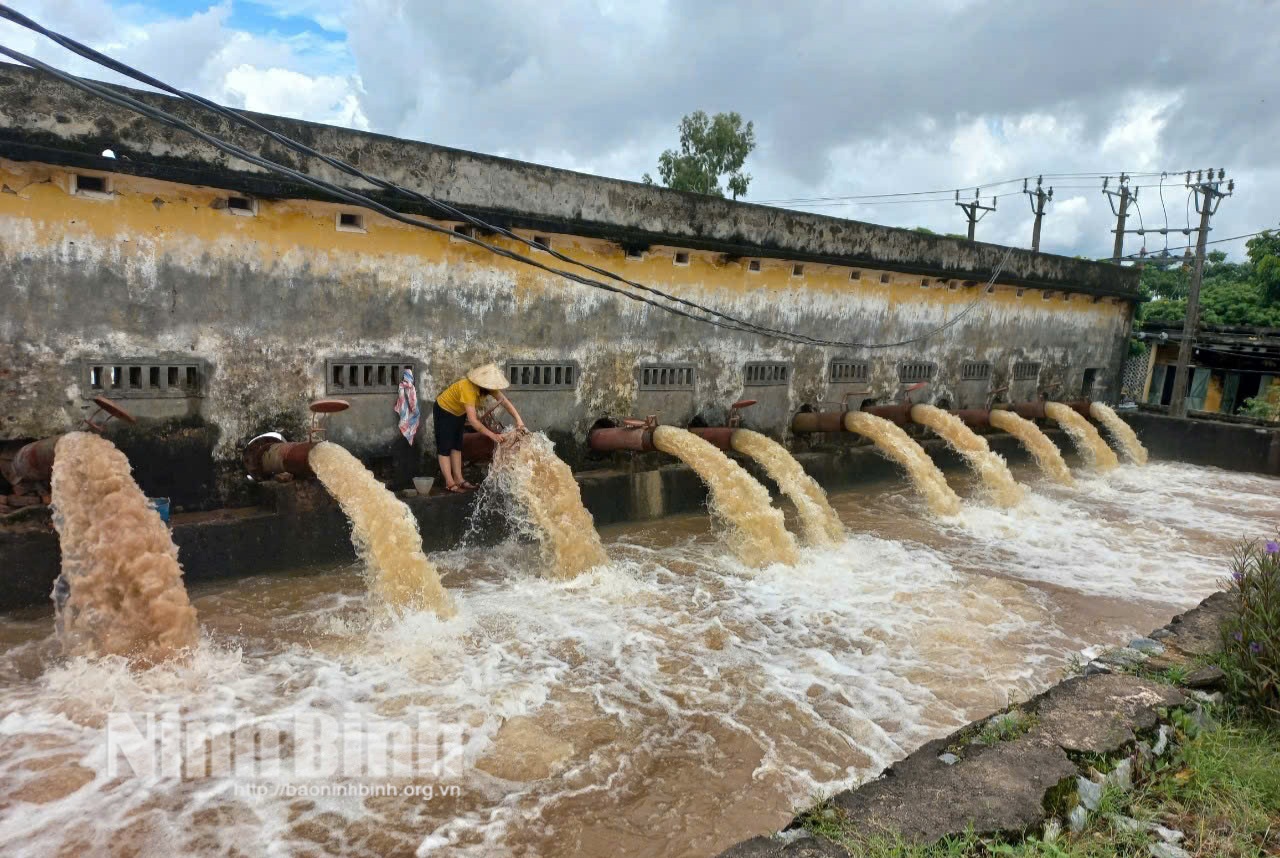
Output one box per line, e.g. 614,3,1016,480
1123,411,1280,475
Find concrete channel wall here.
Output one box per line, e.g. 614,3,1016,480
0,65,1139,507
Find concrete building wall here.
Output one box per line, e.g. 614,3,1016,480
1,158,1133,459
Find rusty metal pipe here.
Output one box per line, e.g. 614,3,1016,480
244,433,318,480
587,427,656,453
863,402,914,426
11,435,61,483
953,409,993,430
687,427,736,450
461,432,496,464
1004,399,1092,422
790,410,846,434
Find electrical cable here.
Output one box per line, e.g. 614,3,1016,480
1103,228,1276,262
0,26,1018,350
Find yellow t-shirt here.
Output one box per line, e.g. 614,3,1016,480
436,378,487,417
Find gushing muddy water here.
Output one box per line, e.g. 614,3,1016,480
483,432,608,578
729,429,844,547
310,441,454,616
988,409,1074,485
49,432,198,664
651,425,799,567
1044,402,1120,472
909,405,1025,507
1089,402,1150,465
3,461,1277,858
843,411,962,516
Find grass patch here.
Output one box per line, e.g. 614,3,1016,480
975,710,1038,746
798,708,1280,857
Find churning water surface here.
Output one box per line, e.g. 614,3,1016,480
0,460,1276,858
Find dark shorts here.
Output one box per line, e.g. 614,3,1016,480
433,401,467,455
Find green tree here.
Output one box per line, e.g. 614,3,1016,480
643,110,755,199
1137,233,1280,328
1247,230,1280,302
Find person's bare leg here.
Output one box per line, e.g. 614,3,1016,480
452,450,474,489
438,454,459,489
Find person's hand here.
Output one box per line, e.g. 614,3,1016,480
487,431,505,444
515,421,528,434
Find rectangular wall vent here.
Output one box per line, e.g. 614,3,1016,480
959,361,992,381
743,361,790,386
638,364,695,391
898,361,936,382
83,359,205,398
1012,361,1042,381
326,358,414,394
829,359,869,383
506,361,577,390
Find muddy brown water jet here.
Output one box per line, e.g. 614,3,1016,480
909,405,1025,507
651,426,799,566
729,429,844,547
1089,402,1148,465
842,411,962,516
1044,402,1120,472
309,441,454,616
49,432,198,664
988,409,1074,485
486,431,609,578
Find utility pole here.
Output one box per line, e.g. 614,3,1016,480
1103,173,1135,262
1023,176,1053,252
1169,168,1233,418
955,188,996,241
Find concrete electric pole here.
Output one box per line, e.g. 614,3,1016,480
1168,169,1233,418
955,189,997,241
1023,176,1053,252
1103,174,1135,262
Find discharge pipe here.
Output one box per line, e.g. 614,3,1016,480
687,399,757,450
242,399,349,481
9,396,135,486
587,416,659,453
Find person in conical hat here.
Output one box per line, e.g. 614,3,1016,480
433,362,526,493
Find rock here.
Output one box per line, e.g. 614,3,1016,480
1150,628,1173,640
1083,661,1112,676
829,737,1077,845
1151,724,1170,756
1161,591,1236,657
1148,843,1191,858
1107,814,1142,833
1129,637,1166,655
1096,648,1147,671
1077,776,1103,811
1187,690,1223,706
1183,665,1226,689
1186,704,1217,734
1067,805,1088,833
1031,675,1186,756
938,753,959,766
1105,758,1132,792
1041,819,1062,843
717,833,849,857
399,489,418,498
1150,824,1184,843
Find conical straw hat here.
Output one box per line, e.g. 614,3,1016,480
467,362,510,391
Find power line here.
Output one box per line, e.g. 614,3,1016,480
0,7,1017,350
754,174,1202,207
1101,228,1275,262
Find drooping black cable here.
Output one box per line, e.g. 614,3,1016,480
0,21,1014,348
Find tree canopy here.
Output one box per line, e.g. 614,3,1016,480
1139,230,1280,328
643,110,756,199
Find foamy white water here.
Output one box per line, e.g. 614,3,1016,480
0,461,1274,857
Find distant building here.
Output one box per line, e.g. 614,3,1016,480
1134,322,1280,416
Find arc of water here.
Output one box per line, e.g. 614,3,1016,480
988,409,1074,485
309,441,455,616
908,405,1025,507
842,412,962,516
1089,402,1149,465
729,429,844,547
50,432,199,663
1043,403,1120,472
486,431,609,578
651,426,799,567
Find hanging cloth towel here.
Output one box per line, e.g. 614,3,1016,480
394,368,420,444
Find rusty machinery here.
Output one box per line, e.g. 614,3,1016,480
6,396,137,493
243,398,349,481
588,400,759,453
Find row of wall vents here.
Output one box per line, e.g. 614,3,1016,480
960,361,992,381
507,362,576,390
638,365,695,390
829,359,870,383
326,360,415,394
898,361,937,383
744,362,790,386
1012,361,1042,381
83,361,204,398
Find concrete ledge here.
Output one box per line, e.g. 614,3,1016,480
1122,411,1280,475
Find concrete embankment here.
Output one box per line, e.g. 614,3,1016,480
718,590,1235,857
1122,410,1280,474
0,432,1048,612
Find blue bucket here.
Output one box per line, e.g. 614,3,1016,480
149,497,171,524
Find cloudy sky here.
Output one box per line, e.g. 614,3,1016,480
1,0,1276,260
